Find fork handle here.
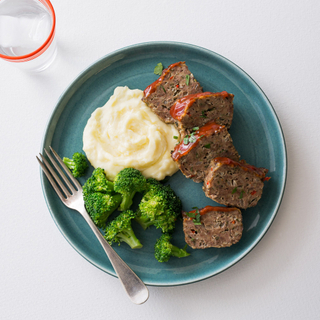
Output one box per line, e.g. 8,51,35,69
80,207,149,304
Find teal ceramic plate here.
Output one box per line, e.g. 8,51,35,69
40,42,287,286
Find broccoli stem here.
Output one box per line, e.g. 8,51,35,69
135,215,154,230
105,181,115,192
63,158,75,170
119,192,136,211
116,229,143,249
170,245,190,258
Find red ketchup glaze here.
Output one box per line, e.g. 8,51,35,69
187,205,239,216
171,121,225,161
170,91,230,120
213,157,269,180
143,61,184,98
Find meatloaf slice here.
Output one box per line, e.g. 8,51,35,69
203,157,269,209
183,206,243,249
142,61,202,124
170,91,234,135
171,121,240,183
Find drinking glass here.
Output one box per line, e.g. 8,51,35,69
0,0,57,72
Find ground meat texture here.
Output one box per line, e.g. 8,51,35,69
170,91,234,135
171,122,240,183
183,206,243,249
142,61,203,124
203,157,269,209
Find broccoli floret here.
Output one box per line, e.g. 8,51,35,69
104,210,142,249
83,168,122,228
135,183,182,233
84,192,122,228
154,233,190,262
83,168,114,196
144,178,162,191
113,168,147,211
63,152,88,178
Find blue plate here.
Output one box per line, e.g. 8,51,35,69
40,42,287,286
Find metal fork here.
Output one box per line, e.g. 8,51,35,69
37,146,149,305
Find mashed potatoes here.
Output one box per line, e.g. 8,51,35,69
83,86,179,181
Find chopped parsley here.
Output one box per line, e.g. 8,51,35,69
186,207,201,225
192,127,199,131
183,132,197,144
239,190,244,199
232,187,237,194
185,211,195,218
200,111,207,118
189,134,197,143
192,207,201,225
204,143,211,149
173,136,178,139
185,74,190,85
160,84,166,93
154,63,164,75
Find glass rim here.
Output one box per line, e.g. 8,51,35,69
0,0,56,62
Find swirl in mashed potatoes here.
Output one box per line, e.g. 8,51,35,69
83,86,179,181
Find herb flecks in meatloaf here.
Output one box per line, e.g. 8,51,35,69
170,91,234,135
183,206,243,249
203,157,269,209
142,61,202,124
172,121,240,183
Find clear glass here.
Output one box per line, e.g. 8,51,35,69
0,0,56,72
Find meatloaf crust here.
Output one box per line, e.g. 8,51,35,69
142,61,202,124
171,122,240,183
203,157,269,209
183,206,243,249
170,91,234,135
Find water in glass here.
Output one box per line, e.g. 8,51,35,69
0,0,52,57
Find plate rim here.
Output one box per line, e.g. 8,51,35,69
40,41,287,286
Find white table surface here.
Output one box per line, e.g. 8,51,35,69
1,0,320,319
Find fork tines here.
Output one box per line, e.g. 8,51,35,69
37,146,82,202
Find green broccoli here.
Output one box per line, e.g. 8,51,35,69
63,152,88,178
135,183,182,233
104,210,142,249
154,233,190,262
113,168,147,211
84,192,122,228
83,168,114,196
83,168,122,227
144,177,162,191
